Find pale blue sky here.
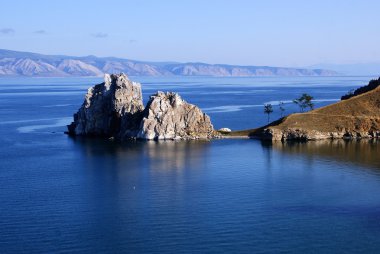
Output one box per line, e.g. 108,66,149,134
0,0,379,66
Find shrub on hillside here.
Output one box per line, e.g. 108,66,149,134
341,78,380,100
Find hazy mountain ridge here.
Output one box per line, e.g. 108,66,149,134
0,49,338,77
309,63,380,76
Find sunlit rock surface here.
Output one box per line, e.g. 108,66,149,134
137,92,215,140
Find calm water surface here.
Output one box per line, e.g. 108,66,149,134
0,76,380,253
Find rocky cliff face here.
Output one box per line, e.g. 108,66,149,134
137,92,214,140
67,73,144,137
261,127,380,141
67,73,215,140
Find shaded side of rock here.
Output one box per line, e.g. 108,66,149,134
67,73,144,137
136,92,215,140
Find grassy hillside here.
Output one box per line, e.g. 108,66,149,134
227,81,380,137
271,85,380,133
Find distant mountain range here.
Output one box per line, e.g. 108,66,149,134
309,63,380,76
0,49,338,77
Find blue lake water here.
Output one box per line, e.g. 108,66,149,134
1,76,380,253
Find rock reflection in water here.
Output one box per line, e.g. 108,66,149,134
264,139,380,170
70,137,210,172
145,141,210,171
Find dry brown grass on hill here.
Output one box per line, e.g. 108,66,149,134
225,85,380,137
264,86,380,133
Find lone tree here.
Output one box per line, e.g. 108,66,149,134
293,93,314,112
279,101,285,117
264,104,273,123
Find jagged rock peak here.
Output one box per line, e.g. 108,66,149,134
67,73,144,137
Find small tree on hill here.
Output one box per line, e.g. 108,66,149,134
279,101,285,117
293,93,314,112
264,104,273,123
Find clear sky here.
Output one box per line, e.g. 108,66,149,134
0,0,379,67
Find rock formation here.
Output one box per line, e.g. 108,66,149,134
67,73,216,140
137,92,214,140
67,73,144,137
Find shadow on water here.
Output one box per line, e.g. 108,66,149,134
261,139,380,170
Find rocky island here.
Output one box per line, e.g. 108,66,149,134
67,73,216,140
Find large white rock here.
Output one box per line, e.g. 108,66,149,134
218,128,231,133
137,92,214,140
68,74,216,140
